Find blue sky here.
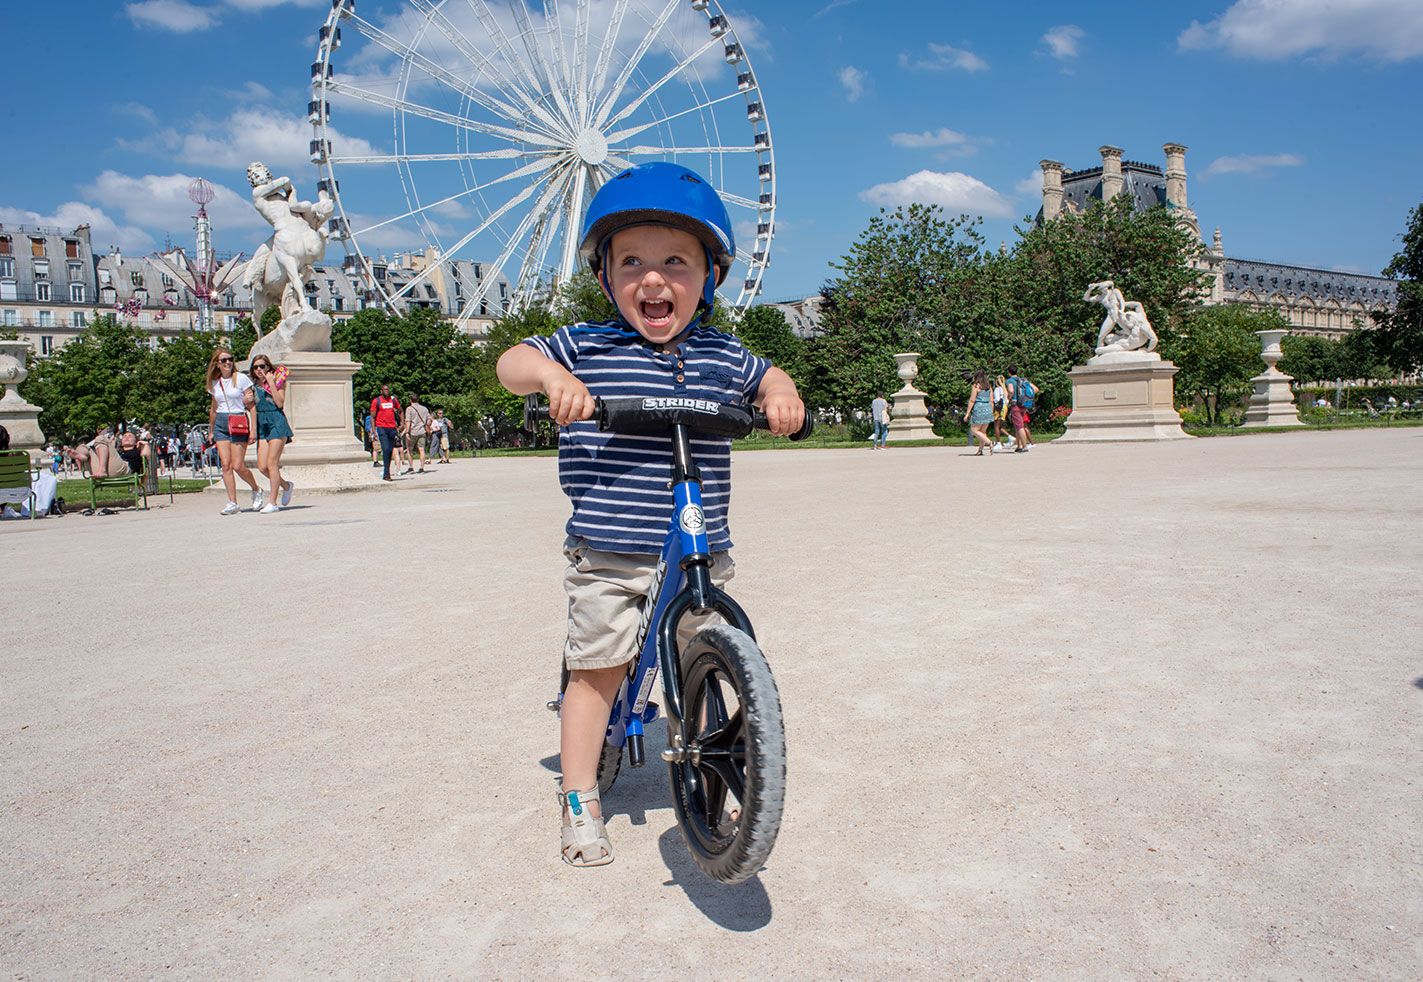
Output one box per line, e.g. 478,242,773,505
4,0,1421,302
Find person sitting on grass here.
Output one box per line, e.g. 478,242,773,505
496,162,805,869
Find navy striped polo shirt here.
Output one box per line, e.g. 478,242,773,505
523,319,770,554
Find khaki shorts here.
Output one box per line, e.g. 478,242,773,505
562,535,735,670
405,432,428,454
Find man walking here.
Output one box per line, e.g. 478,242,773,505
401,393,433,474
370,384,403,481
1005,365,1037,453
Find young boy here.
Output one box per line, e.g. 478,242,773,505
496,162,805,868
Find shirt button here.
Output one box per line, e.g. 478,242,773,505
676,374,685,382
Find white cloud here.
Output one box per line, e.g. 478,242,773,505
1202,153,1305,178
1015,170,1044,196
1179,0,1423,61
859,170,1014,218
1042,25,1084,60
81,171,266,245
899,42,989,73
148,108,381,173
125,0,219,32
889,128,970,149
815,0,857,16
0,202,155,254
838,65,867,102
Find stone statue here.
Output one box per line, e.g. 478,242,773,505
1083,280,1159,356
244,161,334,360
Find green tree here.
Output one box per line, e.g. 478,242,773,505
331,306,481,412
1279,333,1340,384
734,305,805,384
1372,201,1423,375
471,302,560,432
553,268,618,325
21,315,152,442
1166,304,1279,425
130,328,227,427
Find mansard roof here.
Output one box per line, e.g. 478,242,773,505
1222,257,1397,307
1059,161,1167,217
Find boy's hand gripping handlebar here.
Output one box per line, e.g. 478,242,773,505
524,394,815,442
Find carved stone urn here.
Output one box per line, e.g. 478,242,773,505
1242,329,1303,427
0,340,47,459
887,352,936,441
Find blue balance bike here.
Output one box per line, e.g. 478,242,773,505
530,395,813,884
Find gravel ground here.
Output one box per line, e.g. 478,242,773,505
3,430,1420,979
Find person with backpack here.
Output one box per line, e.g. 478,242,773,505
1006,365,1037,453
370,384,403,481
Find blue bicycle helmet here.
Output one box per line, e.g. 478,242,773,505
579,162,735,311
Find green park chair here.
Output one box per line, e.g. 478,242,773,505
0,451,37,520
88,454,174,512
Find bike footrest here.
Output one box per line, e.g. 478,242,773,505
627,732,645,768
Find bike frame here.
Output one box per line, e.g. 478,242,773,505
601,421,755,768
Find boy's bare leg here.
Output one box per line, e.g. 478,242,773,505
560,663,628,820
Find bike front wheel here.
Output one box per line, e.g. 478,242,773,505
668,625,786,884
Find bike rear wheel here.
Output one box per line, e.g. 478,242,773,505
669,625,786,884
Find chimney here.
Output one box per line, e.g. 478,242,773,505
1099,145,1124,200
1040,159,1064,222
1163,143,1188,209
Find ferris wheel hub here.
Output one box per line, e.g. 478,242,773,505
573,128,609,166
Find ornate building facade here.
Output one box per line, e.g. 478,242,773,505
1037,143,1398,337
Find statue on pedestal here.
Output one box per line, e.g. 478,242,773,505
243,161,335,361
1084,280,1159,356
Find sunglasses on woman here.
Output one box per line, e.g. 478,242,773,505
218,356,233,364
253,363,271,373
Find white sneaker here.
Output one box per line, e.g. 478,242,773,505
220,502,241,516
252,488,265,511
260,503,281,514
280,481,294,507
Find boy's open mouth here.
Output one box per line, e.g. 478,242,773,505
639,298,674,329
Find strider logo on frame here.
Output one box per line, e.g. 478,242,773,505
679,504,705,535
642,397,719,414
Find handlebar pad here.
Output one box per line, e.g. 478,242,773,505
598,397,755,439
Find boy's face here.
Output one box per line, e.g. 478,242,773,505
606,224,714,346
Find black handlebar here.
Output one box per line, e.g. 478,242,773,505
524,395,815,442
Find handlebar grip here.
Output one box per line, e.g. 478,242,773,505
752,410,815,442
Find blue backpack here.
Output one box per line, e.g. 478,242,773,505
1013,377,1037,411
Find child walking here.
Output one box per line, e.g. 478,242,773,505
496,162,805,868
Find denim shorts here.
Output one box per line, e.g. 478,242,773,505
213,413,249,443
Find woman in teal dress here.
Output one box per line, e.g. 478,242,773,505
962,368,996,455
249,356,295,512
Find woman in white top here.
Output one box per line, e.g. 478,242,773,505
206,348,263,516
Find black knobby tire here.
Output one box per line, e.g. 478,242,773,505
668,625,786,885
559,664,624,794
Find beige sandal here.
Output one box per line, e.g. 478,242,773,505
559,783,613,868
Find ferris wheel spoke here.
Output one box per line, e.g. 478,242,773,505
588,0,631,112
351,155,563,237
718,190,765,211
592,0,681,129
330,149,543,165
515,168,573,299
463,0,559,119
343,11,538,135
621,144,759,156
568,0,592,123
387,168,561,303
326,81,568,148
604,91,743,144
604,154,635,172
601,34,721,130
509,1,577,124
454,170,572,318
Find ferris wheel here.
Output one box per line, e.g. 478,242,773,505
310,0,776,326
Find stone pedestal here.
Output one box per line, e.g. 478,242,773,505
1058,351,1192,443
1242,329,1303,428
886,352,937,441
0,340,46,463
236,349,377,492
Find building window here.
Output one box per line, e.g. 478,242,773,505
224,314,238,330
68,261,83,280
0,235,10,254
134,289,148,304
30,237,45,257
38,310,53,327
33,259,48,280
333,296,344,311
100,287,116,305
70,311,86,328
98,268,111,287
36,282,51,302
130,270,143,287
0,257,11,278
0,282,15,301
160,273,173,288
2,309,15,326
41,336,54,355
65,239,80,259
70,283,85,303
479,299,488,316
223,291,235,307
